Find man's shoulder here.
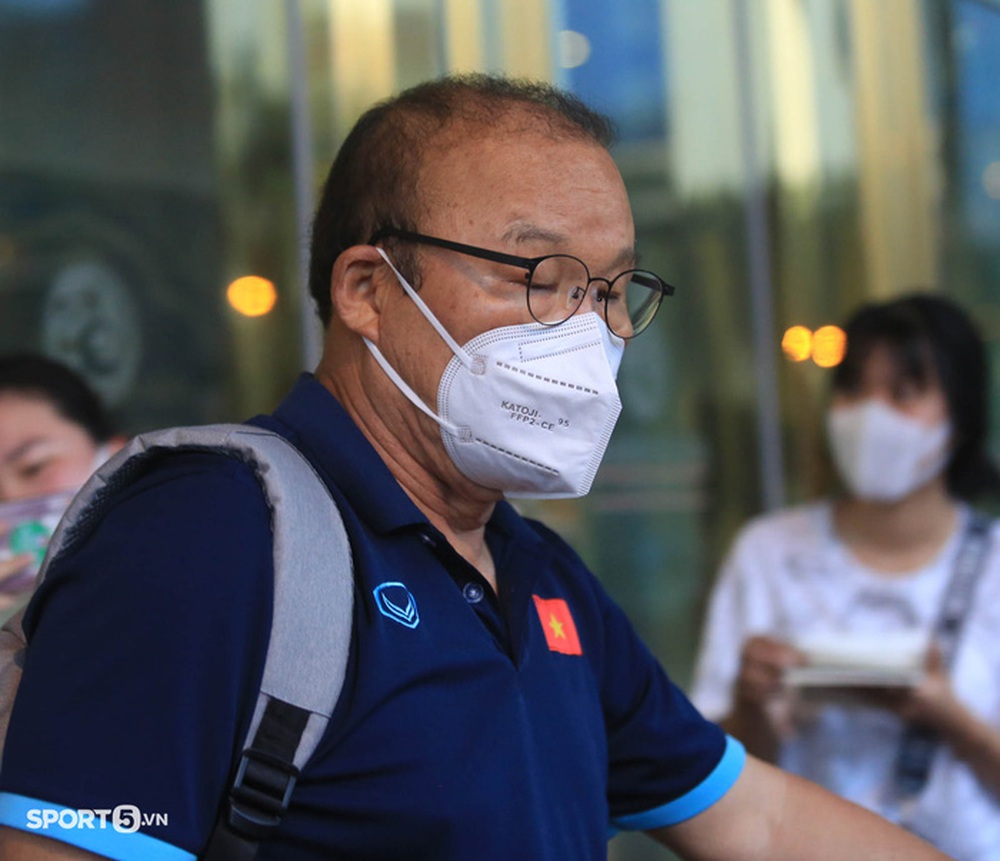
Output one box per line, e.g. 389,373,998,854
512,513,598,586
117,445,268,496
511,511,626,640
74,445,274,553
24,445,275,629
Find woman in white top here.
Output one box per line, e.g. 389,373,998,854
691,293,1000,860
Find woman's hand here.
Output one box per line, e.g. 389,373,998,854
722,635,806,762
866,644,1000,797
869,645,963,731
895,646,962,727
733,635,805,710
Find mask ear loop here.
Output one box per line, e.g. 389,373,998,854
361,336,462,435
361,248,465,436
375,248,474,368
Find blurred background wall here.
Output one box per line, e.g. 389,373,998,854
1,1,997,855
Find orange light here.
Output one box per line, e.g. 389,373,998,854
227,276,277,317
812,325,846,367
781,325,813,362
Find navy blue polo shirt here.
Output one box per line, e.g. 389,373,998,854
0,375,743,859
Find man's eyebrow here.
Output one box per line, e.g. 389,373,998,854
501,223,637,268
501,223,566,247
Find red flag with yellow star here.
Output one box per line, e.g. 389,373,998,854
532,595,583,655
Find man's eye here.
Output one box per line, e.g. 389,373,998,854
603,285,624,304
531,280,561,295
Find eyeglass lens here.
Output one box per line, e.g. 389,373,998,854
526,256,663,338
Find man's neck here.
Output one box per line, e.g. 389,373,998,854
316,358,500,588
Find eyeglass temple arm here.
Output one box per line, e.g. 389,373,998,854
370,228,536,271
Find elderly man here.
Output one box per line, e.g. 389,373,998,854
0,75,948,860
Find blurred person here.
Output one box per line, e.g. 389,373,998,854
0,354,124,611
0,77,949,860
691,293,1000,858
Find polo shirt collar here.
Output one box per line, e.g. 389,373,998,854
270,374,425,534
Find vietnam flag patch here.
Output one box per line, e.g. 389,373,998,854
532,595,583,656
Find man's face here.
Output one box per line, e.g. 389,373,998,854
374,123,636,410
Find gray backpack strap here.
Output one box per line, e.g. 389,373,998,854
0,424,353,858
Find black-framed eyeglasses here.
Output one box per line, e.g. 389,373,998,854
369,227,674,339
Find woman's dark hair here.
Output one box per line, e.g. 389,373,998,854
0,354,115,443
307,72,617,327
832,292,1000,500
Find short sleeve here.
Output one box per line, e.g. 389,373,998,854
0,452,274,860
598,591,743,830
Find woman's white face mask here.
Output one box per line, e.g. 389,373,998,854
363,249,624,499
826,399,951,502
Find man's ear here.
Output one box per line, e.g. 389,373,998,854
329,244,389,341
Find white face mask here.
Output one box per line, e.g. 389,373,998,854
363,249,624,499
826,399,951,502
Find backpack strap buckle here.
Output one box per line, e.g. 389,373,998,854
228,748,300,839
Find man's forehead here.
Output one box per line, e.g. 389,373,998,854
501,222,636,265
417,128,626,201
413,120,633,252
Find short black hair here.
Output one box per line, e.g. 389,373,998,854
832,292,1000,500
0,354,115,444
307,72,617,326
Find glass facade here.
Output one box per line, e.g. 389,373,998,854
1,2,998,857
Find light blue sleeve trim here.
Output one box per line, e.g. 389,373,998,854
0,793,195,861
610,734,747,832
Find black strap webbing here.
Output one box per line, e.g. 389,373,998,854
202,698,311,860
894,510,991,798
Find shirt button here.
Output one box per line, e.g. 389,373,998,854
462,582,484,604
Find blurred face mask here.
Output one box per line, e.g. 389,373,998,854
826,399,951,502
363,249,624,499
